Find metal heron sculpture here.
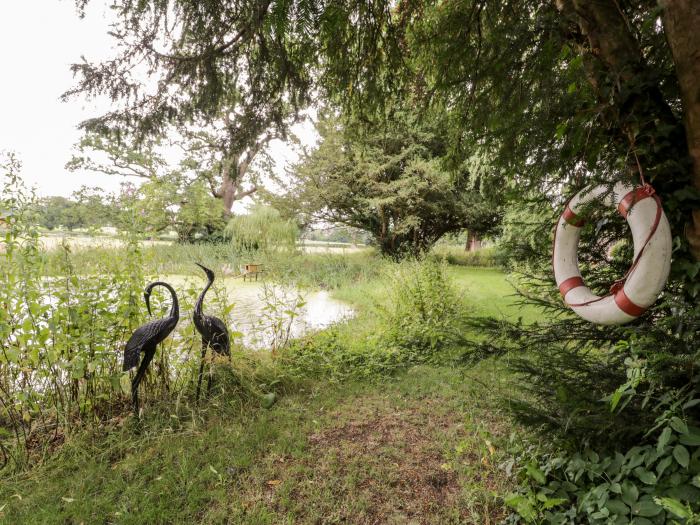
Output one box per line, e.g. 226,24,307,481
193,263,230,401
123,281,179,417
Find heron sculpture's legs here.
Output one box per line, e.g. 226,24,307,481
196,340,207,402
207,361,213,395
131,345,156,418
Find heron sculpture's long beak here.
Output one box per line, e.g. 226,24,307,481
194,262,211,273
195,262,215,281
144,291,153,316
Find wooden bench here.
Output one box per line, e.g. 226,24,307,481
241,263,264,282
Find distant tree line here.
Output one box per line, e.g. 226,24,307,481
35,188,115,231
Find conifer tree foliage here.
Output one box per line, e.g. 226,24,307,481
280,112,502,258
69,1,699,260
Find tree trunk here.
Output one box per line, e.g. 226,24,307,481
218,157,257,218
219,166,238,218
661,0,700,260
469,234,481,252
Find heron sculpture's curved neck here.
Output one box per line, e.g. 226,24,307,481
145,281,179,319
194,272,214,320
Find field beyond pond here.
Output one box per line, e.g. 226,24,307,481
0,241,541,524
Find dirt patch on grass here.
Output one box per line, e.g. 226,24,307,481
265,395,509,524
307,407,460,522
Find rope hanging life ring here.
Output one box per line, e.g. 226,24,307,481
552,182,672,325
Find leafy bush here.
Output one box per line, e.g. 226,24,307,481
282,259,469,381
504,403,700,524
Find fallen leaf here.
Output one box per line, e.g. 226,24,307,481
485,439,496,456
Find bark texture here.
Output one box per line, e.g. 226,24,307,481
661,0,700,260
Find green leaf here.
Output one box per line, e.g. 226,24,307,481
504,494,537,522
633,467,657,485
679,429,700,446
682,399,700,409
525,462,546,484
630,499,662,517
610,388,624,412
653,497,690,519
672,445,689,468
555,122,568,140
670,417,688,435
656,456,672,477
605,499,629,516
691,475,700,489
542,497,567,510
657,427,672,452
621,481,639,506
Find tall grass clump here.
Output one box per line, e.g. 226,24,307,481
282,258,469,381
380,258,468,362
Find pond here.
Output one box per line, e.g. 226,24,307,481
166,275,354,349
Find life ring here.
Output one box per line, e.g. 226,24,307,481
553,182,672,325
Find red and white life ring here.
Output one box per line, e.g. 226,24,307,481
553,182,672,325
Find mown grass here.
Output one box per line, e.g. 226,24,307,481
448,266,540,323
0,363,520,524
0,256,536,524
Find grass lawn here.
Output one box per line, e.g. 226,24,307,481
448,267,541,323
0,265,528,524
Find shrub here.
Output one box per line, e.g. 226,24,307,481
380,258,468,362
504,399,700,524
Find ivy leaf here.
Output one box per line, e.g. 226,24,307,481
672,445,689,468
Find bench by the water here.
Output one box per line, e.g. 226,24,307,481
241,263,264,282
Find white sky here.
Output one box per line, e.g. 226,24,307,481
0,1,315,207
